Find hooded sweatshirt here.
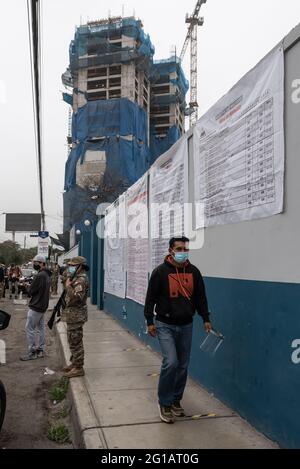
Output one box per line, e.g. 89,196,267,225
144,255,210,326
28,269,51,313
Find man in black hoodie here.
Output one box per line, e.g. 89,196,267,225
20,255,51,361
144,237,212,424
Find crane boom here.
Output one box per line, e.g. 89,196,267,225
180,0,206,61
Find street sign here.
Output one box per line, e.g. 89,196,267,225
38,231,50,258
38,231,49,239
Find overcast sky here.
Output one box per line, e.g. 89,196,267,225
0,0,299,247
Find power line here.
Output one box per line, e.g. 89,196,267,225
27,0,46,230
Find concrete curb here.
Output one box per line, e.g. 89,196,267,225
55,321,107,449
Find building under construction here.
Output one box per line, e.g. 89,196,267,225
62,16,188,242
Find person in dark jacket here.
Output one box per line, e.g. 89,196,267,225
0,264,5,300
20,255,51,361
144,236,212,424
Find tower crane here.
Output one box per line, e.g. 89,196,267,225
180,0,207,128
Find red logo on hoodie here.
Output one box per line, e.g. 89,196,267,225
168,273,194,299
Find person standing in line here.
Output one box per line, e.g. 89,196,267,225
0,264,5,301
144,237,212,424
20,255,51,361
8,264,22,300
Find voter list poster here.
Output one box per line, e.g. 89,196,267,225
125,174,149,305
193,47,284,229
104,195,126,299
149,137,189,270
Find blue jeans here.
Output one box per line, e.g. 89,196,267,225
25,309,45,353
156,320,193,407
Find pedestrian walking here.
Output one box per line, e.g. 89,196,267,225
20,255,51,361
62,256,89,379
144,236,212,424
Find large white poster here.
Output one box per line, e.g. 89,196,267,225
104,195,126,299
193,47,284,228
150,137,189,270
126,174,149,305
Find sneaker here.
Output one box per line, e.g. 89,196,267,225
158,404,175,424
36,350,44,359
20,352,37,361
171,401,185,417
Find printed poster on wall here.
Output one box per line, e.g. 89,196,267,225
149,137,189,270
193,47,284,229
104,195,126,299
125,174,149,305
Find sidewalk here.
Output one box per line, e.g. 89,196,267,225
56,304,278,449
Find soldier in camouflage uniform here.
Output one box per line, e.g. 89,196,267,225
62,256,89,378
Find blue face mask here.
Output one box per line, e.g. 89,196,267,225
173,252,189,264
68,266,77,275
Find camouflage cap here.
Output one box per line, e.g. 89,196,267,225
68,256,87,266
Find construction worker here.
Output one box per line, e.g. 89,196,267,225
62,256,89,378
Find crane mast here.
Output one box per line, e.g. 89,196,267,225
180,0,207,128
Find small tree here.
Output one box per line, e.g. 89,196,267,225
64,171,125,232
0,241,23,265
22,247,38,264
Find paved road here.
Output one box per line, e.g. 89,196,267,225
0,296,73,449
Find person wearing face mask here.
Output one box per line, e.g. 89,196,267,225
144,237,212,424
20,255,51,361
62,256,89,379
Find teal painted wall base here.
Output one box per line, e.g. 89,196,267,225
103,278,300,449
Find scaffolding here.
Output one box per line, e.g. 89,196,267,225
69,17,154,72
62,18,189,233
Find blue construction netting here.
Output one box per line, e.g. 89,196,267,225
63,134,151,231
63,185,99,232
65,97,151,194
150,56,189,108
69,18,154,71
64,136,151,192
149,126,181,164
71,98,148,144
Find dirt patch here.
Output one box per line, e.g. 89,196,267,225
0,298,73,449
